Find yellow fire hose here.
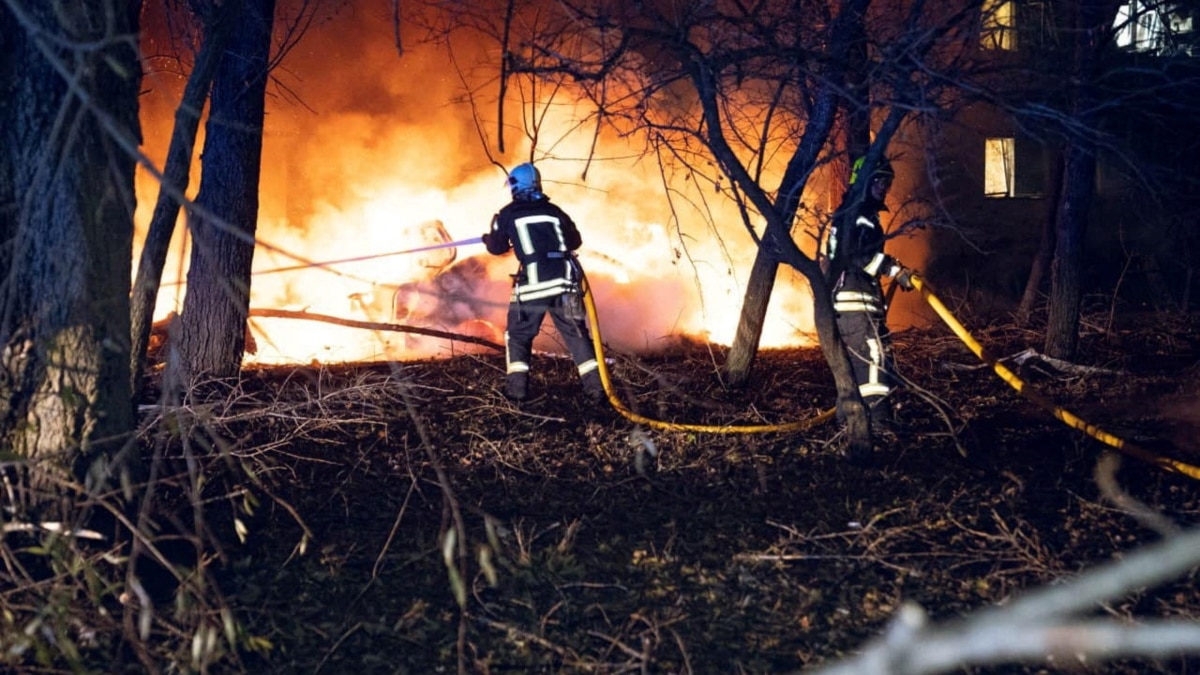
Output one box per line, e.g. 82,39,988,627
581,275,834,434
908,272,1200,480
579,270,1200,481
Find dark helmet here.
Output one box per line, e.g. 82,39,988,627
848,156,895,186
507,162,543,199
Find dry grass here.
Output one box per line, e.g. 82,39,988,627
4,310,1199,673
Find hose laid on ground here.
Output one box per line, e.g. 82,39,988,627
580,274,834,434
580,264,1200,481
909,272,1200,481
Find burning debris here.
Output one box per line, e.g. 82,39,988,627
388,256,509,347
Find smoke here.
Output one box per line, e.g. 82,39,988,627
135,2,828,364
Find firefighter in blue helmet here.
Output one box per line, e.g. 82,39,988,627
483,162,605,403
826,156,915,434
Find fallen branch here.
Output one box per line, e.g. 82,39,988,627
247,308,504,353
802,526,1200,675
939,347,1123,377
1007,348,1124,376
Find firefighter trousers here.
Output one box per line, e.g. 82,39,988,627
503,293,603,401
835,305,897,427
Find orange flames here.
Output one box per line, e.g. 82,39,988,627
133,8,859,365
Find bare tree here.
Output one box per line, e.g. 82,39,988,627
164,0,277,392
1043,0,1124,359
0,0,143,511
1006,2,1197,339
722,0,871,391
137,0,336,396
130,0,243,398
425,0,984,455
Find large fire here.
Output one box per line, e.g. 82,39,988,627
133,7,880,366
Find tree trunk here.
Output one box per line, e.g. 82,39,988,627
1043,0,1116,359
717,0,877,455
780,248,873,458
166,0,276,393
1016,147,1064,325
722,0,870,389
723,236,780,386
130,0,242,399
0,0,143,508
1044,146,1095,359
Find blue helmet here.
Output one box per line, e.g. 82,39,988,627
507,162,543,200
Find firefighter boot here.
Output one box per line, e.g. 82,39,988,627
504,373,529,403
867,397,898,438
581,370,606,404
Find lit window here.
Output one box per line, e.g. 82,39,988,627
985,137,1048,198
1114,1,1194,55
1116,1,1165,51
982,0,1017,51
985,138,1015,197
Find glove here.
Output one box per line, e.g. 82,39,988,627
482,231,507,254
894,267,915,291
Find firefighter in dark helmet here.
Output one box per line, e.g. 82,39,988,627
826,156,915,434
483,162,605,404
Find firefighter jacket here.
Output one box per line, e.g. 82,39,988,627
826,194,904,316
485,196,584,302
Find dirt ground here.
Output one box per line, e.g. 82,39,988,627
144,309,1200,674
